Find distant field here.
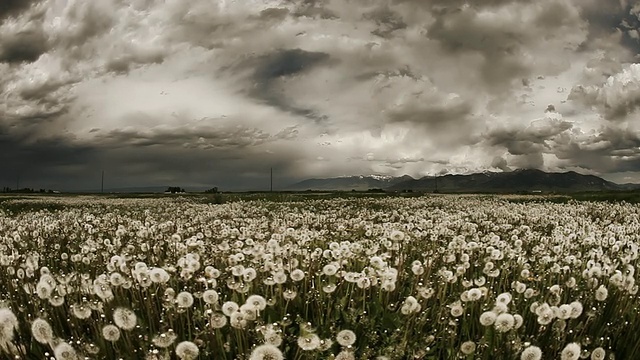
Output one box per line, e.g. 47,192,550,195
0,195,639,359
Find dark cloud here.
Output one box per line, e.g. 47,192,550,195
485,117,573,169
578,1,640,56
0,0,40,20
424,0,585,92
0,125,97,190
105,52,165,74
258,8,290,22
0,28,49,64
386,94,472,129
425,6,530,91
94,122,285,149
245,48,332,119
2,0,640,188
364,6,407,38
51,3,115,49
491,156,511,172
553,126,640,173
0,121,302,191
288,0,338,19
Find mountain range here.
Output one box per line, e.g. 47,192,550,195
286,169,640,193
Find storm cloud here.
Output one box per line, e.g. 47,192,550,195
2,0,640,191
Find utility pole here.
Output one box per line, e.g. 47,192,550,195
270,167,273,192
434,174,438,193
101,171,104,194
16,173,19,191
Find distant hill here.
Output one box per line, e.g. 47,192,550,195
286,175,414,191
287,170,640,193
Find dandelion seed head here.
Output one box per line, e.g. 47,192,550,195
297,334,321,351
53,342,77,360
561,342,580,360
336,329,356,347
249,344,284,360
176,291,194,308
102,324,121,342
479,311,497,326
175,341,199,360
113,307,137,330
521,345,542,360
152,330,177,348
460,341,476,355
222,301,239,316
31,318,53,344
335,350,356,360
590,347,605,360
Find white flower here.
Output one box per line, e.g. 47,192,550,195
152,330,177,348
336,329,357,347
595,285,608,301
149,267,170,283
513,314,524,329
450,303,464,317
389,230,405,241
176,291,195,308
202,290,219,304
175,341,199,360
71,303,92,319
210,312,228,329
230,312,248,329
520,345,542,360
322,284,337,293
0,308,18,343
557,304,572,320
246,295,267,310
561,342,580,360
590,347,606,360
222,301,239,316
297,334,321,351
402,296,421,314
494,313,515,333
102,324,121,342
323,264,339,276
290,269,305,281
479,311,497,326
335,350,356,360
283,289,297,301
263,328,283,346
54,342,78,360
113,307,137,330
356,277,372,289
243,268,257,282
240,304,258,320
524,288,536,298
31,318,53,344
467,288,482,301
460,341,476,355
250,344,284,360
496,292,512,305
569,301,583,318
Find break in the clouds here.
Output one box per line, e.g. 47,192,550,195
2,0,640,190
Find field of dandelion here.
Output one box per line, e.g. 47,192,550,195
0,194,638,360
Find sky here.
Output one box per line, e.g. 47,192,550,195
2,0,640,191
